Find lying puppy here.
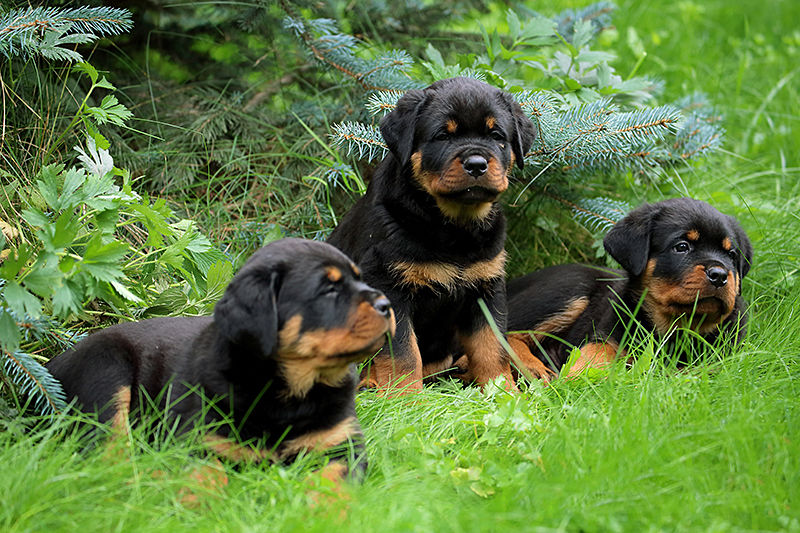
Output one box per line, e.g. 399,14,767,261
46,238,395,481
506,198,753,381
328,77,537,391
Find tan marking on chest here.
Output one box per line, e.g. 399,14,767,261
390,251,506,291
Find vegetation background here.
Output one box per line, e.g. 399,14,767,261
1,0,798,530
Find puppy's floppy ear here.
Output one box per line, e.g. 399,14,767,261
214,268,281,356
499,92,537,169
380,89,426,166
604,204,661,277
728,215,753,279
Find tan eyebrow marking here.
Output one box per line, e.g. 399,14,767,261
485,116,496,129
350,262,361,277
686,229,700,241
325,266,342,282
446,119,458,133
722,237,732,251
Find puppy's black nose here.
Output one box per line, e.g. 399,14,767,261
372,296,392,317
706,266,728,288
463,155,488,177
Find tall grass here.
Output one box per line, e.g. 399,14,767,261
2,0,799,530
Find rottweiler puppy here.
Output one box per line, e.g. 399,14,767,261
506,198,753,381
328,77,537,391
46,238,395,481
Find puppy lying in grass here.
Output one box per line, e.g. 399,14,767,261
506,198,752,381
47,238,395,484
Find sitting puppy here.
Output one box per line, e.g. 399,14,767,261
506,198,753,381
328,77,537,391
46,238,395,481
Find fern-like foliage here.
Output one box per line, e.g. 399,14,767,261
0,5,133,62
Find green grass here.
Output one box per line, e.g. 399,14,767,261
3,0,800,530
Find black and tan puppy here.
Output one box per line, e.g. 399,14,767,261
506,198,753,381
328,77,537,391
46,238,395,481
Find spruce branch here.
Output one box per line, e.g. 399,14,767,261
330,122,388,162
2,350,67,415
0,6,133,61
283,15,418,92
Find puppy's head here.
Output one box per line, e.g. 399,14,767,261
380,77,537,223
214,239,395,389
604,198,753,334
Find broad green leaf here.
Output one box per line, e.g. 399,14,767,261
0,310,20,351
52,283,82,318
73,62,99,84
3,282,42,318
0,245,32,280
506,10,521,41
23,257,63,298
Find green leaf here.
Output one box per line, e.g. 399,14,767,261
43,211,81,251
506,10,521,41
627,27,646,59
52,282,82,318
425,43,444,67
20,208,50,228
205,260,234,302
23,257,63,298
0,310,21,351
128,201,173,247
519,16,557,43
3,282,42,318
0,245,32,280
73,61,98,84
571,18,595,49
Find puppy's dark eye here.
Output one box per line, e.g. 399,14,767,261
490,130,504,142
433,132,450,142
728,249,738,260
673,241,692,253
322,280,341,296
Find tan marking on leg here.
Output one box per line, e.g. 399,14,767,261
279,416,359,459
506,335,556,383
687,229,700,241
530,296,590,337
446,119,458,133
566,342,621,378
178,458,229,507
204,434,270,463
421,354,455,380
110,385,131,432
360,328,423,393
458,325,518,391
318,461,349,483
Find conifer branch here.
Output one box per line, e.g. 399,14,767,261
0,6,133,61
2,350,67,415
